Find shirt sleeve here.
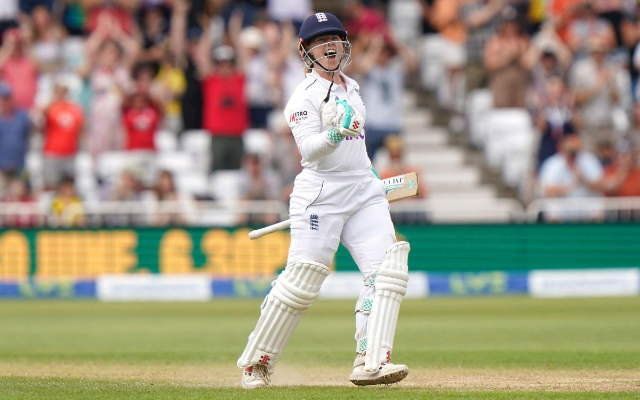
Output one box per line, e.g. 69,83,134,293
581,153,604,182
539,157,560,189
284,96,340,163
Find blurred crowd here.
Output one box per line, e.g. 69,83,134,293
0,0,424,227
423,0,640,221
4,0,640,227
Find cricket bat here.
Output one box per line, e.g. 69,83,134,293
248,172,419,240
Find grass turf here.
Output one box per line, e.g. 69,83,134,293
0,297,639,398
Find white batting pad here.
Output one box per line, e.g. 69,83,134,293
364,241,410,373
237,261,330,372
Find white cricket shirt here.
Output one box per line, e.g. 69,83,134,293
284,69,371,172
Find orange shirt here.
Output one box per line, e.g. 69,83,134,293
44,101,84,157
604,165,640,197
550,0,585,43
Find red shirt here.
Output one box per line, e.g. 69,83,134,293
44,101,84,157
202,73,248,137
123,105,161,150
1,57,37,110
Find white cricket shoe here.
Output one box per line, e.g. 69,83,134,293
349,354,409,386
241,365,271,389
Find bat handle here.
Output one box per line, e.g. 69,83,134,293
248,219,292,240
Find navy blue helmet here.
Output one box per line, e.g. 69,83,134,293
299,12,351,73
299,12,347,45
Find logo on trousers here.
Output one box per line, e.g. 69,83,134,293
310,214,319,230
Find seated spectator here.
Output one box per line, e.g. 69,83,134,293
0,82,30,180
38,80,84,189
569,37,629,152
0,28,37,110
49,175,85,227
109,169,144,202
78,15,139,158
352,32,418,161
236,153,279,226
1,175,38,228
378,135,428,198
535,75,576,170
152,170,185,226
599,141,640,197
483,10,530,108
122,87,162,152
539,132,605,222
378,135,428,225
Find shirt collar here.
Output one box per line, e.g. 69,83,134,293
307,69,355,92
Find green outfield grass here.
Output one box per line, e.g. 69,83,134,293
0,297,639,399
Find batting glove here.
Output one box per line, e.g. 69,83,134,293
322,99,364,139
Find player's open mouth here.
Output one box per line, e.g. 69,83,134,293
325,49,337,59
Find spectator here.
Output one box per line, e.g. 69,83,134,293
621,5,640,101
599,141,640,197
138,5,169,64
343,0,389,40
0,28,38,110
152,170,185,226
430,0,467,112
535,75,576,170
169,0,203,131
27,5,66,73
0,82,30,179
236,153,279,225
269,111,302,203
84,0,138,35
461,0,503,93
484,10,530,108
196,15,248,171
49,175,85,227
239,25,276,128
1,174,37,228
26,5,65,72
38,80,84,189
567,1,615,58
378,135,428,197
155,52,186,133
122,87,162,152
104,168,148,225
109,169,144,201
378,135,428,224
539,131,605,222
0,0,19,40
569,37,629,151
352,32,418,161
78,15,139,158
267,0,312,28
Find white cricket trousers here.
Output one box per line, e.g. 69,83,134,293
286,168,397,350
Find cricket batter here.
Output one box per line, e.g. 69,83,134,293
237,12,410,388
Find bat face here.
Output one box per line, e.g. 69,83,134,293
382,172,420,203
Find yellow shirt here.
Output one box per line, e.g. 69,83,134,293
156,65,187,117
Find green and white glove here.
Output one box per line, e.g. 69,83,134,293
322,99,364,139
